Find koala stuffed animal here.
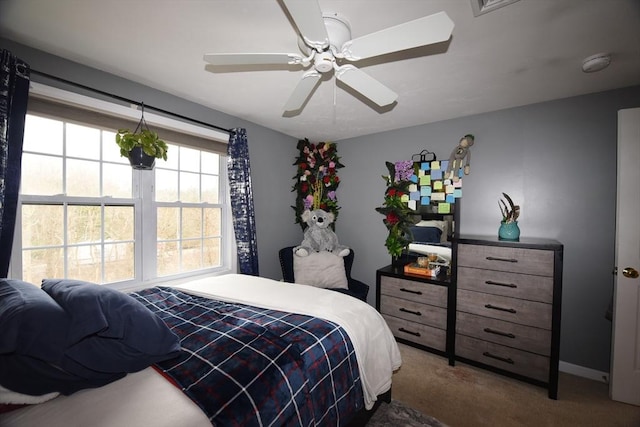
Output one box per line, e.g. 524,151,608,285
294,209,350,257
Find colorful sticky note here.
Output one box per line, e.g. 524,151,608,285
421,162,430,171
401,194,410,203
408,200,417,210
445,184,454,194
432,192,445,201
431,169,443,180
410,191,420,201
433,181,443,190
421,196,431,205
420,186,432,196
440,160,449,171
446,194,455,203
454,189,463,198
420,175,431,186
431,161,440,170
438,203,451,214
410,174,418,183
408,184,418,192
453,180,463,188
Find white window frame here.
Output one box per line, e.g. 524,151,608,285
9,83,236,290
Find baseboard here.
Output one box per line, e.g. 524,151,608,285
559,361,609,383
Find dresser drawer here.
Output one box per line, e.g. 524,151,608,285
383,315,446,351
381,295,447,329
456,311,551,355
457,266,553,303
457,244,554,276
379,276,447,308
457,289,552,330
456,335,549,382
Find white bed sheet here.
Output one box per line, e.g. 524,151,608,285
0,273,402,426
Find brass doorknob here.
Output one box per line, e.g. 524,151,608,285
622,267,639,278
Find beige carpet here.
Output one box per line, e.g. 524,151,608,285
391,343,640,427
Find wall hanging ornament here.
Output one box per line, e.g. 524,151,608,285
292,139,344,230
115,103,168,170
498,192,521,240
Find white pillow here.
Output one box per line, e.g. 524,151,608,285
0,384,59,404
293,251,349,290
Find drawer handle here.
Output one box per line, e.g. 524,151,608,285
483,351,515,364
399,307,422,316
399,327,421,337
485,280,517,289
486,256,518,263
484,327,516,339
400,288,423,295
485,304,517,314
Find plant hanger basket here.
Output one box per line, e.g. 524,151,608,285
115,103,168,170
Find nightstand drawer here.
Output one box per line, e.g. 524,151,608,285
457,244,554,276
381,295,447,329
383,314,446,351
457,289,552,329
456,311,551,355
379,275,447,308
456,335,549,382
457,266,553,303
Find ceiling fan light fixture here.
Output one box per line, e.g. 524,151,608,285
582,53,611,73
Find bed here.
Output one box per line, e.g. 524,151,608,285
0,274,401,426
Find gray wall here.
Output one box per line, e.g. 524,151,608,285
4,38,640,373
336,86,640,373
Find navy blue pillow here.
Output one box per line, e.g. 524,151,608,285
41,279,181,374
0,279,70,361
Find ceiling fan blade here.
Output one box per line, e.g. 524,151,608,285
341,11,454,61
281,0,329,51
335,65,397,107
203,53,305,66
283,71,322,111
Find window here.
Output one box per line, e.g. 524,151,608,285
11,86,231,288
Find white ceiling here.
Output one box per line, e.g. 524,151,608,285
1,0,639,142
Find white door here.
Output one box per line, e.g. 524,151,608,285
610,107,640,405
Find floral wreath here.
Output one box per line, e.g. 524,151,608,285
292,138,344,230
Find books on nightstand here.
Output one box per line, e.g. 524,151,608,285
403,262,441,277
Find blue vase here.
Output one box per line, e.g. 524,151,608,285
499,221,520,241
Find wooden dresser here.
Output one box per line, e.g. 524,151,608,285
453,236,563,399
376,265,453,357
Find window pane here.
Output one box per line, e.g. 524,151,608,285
201,151,219,175
180,171,199,203
157,207,179,240
67,158,100,197
102,130,128,163
201,175,219,203
68,205,101,244
156,169,178,202
105,206,134,241
21,153,63,195
180,146,200,173
182,239,202,271
204,208,221,237
158,241,179,276
104,242,134,282
23,115,63,155
182,208,201,239
203,238,221,268
163,143,179,170
22,205,63,247
103,163,132,198
66,123,100,159
68,244,102,282
22,248,64,286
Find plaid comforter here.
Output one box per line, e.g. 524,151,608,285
131,287,363,427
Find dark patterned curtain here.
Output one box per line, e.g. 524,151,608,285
227,128,259,276
0,50,30,277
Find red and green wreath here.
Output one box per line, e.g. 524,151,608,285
292,138,344,230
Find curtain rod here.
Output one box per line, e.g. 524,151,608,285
30,69,233,135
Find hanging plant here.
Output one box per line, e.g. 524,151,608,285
375,160,420,258
115,104,168,170
291,138,344,230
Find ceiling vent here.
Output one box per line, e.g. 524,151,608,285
471,0,522,17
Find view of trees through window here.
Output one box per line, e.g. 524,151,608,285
17,113,224,286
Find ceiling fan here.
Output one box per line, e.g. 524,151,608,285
203,0,454,113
